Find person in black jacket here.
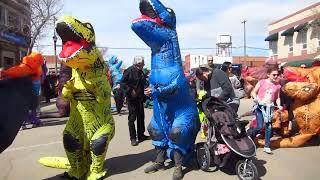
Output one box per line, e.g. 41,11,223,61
121,56,150,146
196,66,240,113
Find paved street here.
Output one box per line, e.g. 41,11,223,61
0,99,319,180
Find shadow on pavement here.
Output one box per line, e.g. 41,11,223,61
105,148,155,177
40,119,68,127
42,149,156,180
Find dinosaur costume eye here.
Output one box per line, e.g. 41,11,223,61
85,23,93,29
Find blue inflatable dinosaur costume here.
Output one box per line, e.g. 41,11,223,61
132,0,199,179
108,55,123,90
107,55,125,114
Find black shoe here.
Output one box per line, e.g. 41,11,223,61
144,162,165,173
138,135,151,142
131,139,138,146
172,166,183,180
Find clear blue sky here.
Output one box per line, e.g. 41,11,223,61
38,0,319,68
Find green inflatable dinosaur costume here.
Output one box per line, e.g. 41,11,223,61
40,16,114,180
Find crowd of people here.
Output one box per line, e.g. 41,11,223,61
0,51,292,154
0,50,296,180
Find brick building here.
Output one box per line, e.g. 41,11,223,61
0,0,31,69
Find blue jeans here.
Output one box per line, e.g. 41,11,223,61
248,105,272,148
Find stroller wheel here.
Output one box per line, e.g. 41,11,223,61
236,159,258,180
196,143,211,171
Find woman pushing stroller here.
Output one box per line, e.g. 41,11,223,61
247,67,282,154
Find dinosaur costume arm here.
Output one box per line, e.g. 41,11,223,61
153,74,180,97
62,78,75,101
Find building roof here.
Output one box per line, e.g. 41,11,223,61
269,2,320,25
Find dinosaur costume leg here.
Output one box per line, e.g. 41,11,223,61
87,124,115,180
63,108,88,179
63,100,114,179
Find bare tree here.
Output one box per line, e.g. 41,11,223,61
27,0,63,53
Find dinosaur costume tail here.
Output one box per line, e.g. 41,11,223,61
257,133,316,148
38,157,70,169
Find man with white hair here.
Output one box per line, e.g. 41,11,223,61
121,56,150,146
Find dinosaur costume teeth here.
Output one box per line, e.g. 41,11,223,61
40,16,114,180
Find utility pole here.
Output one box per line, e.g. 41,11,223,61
241,20,247,66
52,16,58,74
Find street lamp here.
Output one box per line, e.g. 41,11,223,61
53,34,58,74
53,16,58,74
241,20,247,66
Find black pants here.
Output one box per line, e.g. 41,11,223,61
128,99,145,140
113,88,124,113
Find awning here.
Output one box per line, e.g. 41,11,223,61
310,18,320,26
283,59,314,67
264,33,278,41
281,27,295,36
294,22,308,32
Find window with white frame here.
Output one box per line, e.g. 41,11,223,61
300,30,307,49
269,41,278,55
288,36,293,53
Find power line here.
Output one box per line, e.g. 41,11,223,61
33,44,269,51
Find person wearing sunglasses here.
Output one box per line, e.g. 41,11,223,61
247,67,282,154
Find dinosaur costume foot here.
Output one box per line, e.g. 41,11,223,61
86,170,107,180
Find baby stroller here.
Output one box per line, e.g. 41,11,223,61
196,96,258,180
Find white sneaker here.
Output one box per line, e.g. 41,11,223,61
263,147,272,154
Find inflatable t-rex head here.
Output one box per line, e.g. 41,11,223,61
1,52,43,81
56,16,100,70
283,82,319,101
132,0,177,49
